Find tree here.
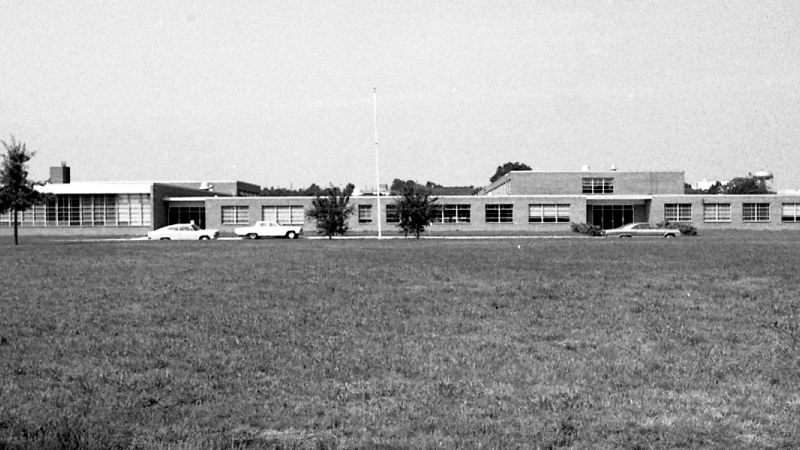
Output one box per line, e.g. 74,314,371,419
306,186,354,239
394,186,438,238
0,137,47,245
490,162,532,183
722,177,773,195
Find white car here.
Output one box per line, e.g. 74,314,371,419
604,222,679,238
234,221,303,239
147,224,220,240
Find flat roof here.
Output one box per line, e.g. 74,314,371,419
38,182,152,194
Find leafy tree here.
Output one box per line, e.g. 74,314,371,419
490,162,532,183
722,177,773,195
394,186,438,238
707,181,723,195
306,186,354,239
0,137,47,245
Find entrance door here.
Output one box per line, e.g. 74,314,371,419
588,205,634,229
168,206,207,229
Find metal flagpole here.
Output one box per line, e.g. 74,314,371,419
373,87,382,239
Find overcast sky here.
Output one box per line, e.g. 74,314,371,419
2,0,798,190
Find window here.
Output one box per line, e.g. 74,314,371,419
665,204,692,222
486,204,513,223
782,203,800,222
222,205,249,224
386,204,399,223
582,178,614,194
529,204,570,223
0,194,150,227
703,204,731,222
743,203,770,222
262,205,304,224
358,205,373,223
432,204,471,224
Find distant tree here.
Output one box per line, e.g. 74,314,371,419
394,186,438,238
707,181,723,195
490,162,532,183
306,186,354,239
389,178,477,196
344,183,355,196
722,177,773,195
302,183,325,197
0,137,47,245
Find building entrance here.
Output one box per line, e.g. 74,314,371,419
588,204,634,230
168,206,206,229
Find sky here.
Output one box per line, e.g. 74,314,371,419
2,0,799,190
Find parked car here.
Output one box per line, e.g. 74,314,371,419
604,222,679,238
234,221,303,239
147,224,219,240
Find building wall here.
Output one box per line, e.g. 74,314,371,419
152,184,216,229
650,195,800,230
509,172,684,195
484,171,685,196
199,193,800,233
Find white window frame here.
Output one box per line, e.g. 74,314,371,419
432,204,471,224
262,205,304,225
485,204,513,224
582,178,614,194
358,204,372,223
529,204,570,223
781,203,800,222
222,205,249,224
665,203,692,222
703,204,731,223
743,203,770,222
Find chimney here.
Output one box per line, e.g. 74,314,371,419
50,161,70,184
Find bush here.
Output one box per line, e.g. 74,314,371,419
570,222,605,236
656,221,698,236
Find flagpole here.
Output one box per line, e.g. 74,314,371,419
373,87,382,239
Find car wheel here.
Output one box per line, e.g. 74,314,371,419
159,237,170,240
286,231,297,239
199,236,210,240
247,233,259,240
620,235,631,239
664,234,676,238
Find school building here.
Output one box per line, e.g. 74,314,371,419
2,164,799,236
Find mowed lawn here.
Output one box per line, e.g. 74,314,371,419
1,233,799,449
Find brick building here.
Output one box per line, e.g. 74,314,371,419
2,166,800,236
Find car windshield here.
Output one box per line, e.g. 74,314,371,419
190,224,200,231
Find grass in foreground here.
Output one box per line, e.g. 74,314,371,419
1,234,799,449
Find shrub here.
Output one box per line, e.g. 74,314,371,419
570,222,605,236
656,221,698,236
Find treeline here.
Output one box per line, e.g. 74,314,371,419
261,180,479,197
684,176,774,195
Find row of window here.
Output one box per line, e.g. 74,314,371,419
667,203,800,223
221,202,800,226
221,205,306,225
356,204,571,224
0,194,152,227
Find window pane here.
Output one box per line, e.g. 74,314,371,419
386,204,399,223
358,204,372,223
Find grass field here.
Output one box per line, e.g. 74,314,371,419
1,233,799,449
